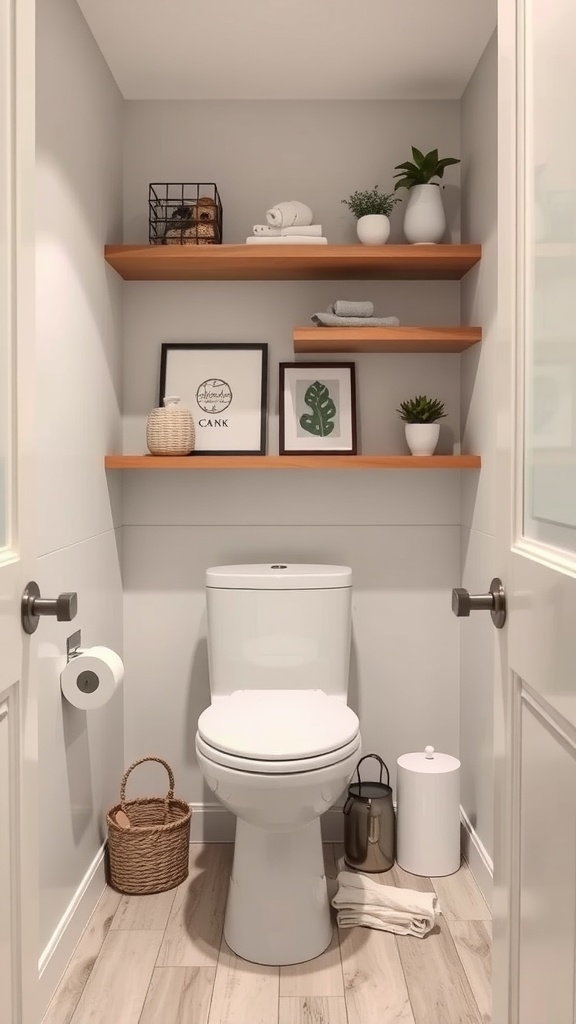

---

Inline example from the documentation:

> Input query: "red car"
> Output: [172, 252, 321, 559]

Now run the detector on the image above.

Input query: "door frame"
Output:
[492, 0, 519, 1020]
[11, 1, 38, 1021]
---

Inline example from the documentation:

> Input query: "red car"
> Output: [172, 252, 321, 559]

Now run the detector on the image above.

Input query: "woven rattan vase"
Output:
[146, 395, 195, 455]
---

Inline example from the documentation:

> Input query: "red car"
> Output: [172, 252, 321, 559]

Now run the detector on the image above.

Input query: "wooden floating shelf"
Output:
[105, 454, 481, 470]
[293, 325, 482, 354]
[104, 244, 481, 282]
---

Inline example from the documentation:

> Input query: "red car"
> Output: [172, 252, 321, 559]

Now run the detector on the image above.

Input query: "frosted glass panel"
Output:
[523, 0, 576, 553]
[0, 0, 10, 553]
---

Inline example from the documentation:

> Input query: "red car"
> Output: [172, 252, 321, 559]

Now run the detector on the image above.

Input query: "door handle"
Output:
[21, 581, 78, 635]
[451, 577, 506, 629]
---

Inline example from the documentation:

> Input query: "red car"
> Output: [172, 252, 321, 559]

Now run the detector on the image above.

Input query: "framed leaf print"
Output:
[279, 362, 357, 455]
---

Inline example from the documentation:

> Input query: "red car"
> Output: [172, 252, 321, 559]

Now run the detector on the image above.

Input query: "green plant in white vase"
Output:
[397, 395, 446, 456]
[393, 147, 460, 244]
[341, 186, 400, 245]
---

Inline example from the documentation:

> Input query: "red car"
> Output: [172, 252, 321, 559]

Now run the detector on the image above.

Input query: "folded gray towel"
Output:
[312, 311, 400, 327]
[333, 300, 374, 318]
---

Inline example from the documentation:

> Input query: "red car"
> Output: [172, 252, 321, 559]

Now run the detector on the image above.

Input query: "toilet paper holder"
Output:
[61, 632, 124, 707]
[66, 629, 84, 661]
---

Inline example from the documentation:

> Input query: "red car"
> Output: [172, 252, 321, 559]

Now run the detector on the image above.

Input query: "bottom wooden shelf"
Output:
[105, 454, 481, 470]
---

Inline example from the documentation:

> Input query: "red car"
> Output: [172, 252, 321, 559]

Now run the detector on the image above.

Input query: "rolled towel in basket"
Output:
[331, 871, 440, 937]
[333, 299, 374, 318]
[253, 224, 323, 237]
[266, 201, 313, 228]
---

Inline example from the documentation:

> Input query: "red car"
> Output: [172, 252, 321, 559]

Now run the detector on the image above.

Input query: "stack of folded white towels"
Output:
[312, 300, 400, 327]
[247, 201, 327, 245]
[331, 871, 440, 937]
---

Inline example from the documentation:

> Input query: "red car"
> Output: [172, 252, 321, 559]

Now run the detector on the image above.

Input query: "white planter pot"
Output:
[403, 184, 446, 244]
[405, 422, 440, 456]
[356, 214, 390, 245]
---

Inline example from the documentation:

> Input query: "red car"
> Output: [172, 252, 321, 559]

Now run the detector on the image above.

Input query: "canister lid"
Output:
[397, 745, 460, 774]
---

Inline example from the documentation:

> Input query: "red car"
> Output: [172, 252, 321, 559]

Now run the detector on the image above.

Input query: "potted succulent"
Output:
[341, 186, 401, 245]
[397, 394, 446, 456]
[393, 147, 460, 244]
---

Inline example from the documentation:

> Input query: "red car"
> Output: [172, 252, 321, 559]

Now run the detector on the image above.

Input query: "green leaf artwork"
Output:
[299, 380, 336, 437]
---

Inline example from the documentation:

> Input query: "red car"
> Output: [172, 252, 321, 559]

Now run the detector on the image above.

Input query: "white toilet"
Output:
[195, 563, 361, 966]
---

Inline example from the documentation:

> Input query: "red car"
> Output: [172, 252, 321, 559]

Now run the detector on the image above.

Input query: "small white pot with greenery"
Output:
[393, 147, 460, 244]
[397, 395, 446, 456]
[341, 186, 400, 245]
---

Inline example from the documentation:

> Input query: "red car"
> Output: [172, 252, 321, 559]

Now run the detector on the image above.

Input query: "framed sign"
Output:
[279, 362, 357, 455]
[159, 343, 268, 454]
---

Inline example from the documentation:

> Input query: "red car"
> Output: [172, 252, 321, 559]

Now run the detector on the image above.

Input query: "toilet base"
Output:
[224, 817, 333, 965]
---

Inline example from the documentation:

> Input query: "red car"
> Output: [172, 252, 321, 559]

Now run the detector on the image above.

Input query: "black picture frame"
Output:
[279, 362, 357, 455]
[159, 343, 268, 455]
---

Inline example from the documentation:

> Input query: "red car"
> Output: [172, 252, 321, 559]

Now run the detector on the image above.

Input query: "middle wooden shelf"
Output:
[293, 325, 482, 354]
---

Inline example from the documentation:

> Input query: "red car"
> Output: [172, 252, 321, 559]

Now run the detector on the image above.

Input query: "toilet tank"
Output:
[206, 564, 352, 699]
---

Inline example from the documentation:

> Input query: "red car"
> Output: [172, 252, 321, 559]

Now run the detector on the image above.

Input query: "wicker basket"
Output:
[146, 396, 195, 456]
[107, 757, 191, 895]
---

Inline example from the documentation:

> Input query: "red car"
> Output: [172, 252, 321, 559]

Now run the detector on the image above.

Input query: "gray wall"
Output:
[123, 100, 461, 245]
[36, 0, 124, 966]
[120, 99, 464, 812]
[460, 31, 498, 897]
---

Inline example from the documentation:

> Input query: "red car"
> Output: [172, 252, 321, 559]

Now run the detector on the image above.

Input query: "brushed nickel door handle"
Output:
[451, 577, 506, 629]
[21, 581, 78, 635]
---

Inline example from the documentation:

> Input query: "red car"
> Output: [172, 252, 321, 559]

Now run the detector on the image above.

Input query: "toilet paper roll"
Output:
[60, 646, 124, 710]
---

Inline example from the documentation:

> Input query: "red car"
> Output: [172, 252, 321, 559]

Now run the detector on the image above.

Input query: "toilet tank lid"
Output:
[206, 564, 352, 590]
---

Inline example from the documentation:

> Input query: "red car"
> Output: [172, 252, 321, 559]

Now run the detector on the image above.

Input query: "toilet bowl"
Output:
[196, 564, 360, 965]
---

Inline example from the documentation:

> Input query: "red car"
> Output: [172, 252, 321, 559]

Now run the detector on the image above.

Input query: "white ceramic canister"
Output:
[396, 745, 461, 876]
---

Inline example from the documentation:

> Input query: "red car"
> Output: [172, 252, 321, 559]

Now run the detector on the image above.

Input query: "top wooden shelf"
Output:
[104, 244, 481, 282]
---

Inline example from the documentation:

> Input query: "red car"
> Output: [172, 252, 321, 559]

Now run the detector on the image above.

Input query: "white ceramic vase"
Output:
[405, 422, 440, 456]
[403, 184, 446, 244]
[356, 214, 390, 245]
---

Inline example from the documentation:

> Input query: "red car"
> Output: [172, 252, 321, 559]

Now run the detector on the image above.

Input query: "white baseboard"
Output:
[38, 841, 107, 1016]
[190, 803, 235, 841]
[189, 803, 345, 843]
[460, 805, 493, 907]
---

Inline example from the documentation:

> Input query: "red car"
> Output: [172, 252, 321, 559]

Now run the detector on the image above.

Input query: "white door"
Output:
[0, 3, 38, 1024]
[493, 1, 576, 1021]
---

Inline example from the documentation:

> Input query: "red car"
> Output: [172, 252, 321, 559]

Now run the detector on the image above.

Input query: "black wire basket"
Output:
[149, 183, 223, 245]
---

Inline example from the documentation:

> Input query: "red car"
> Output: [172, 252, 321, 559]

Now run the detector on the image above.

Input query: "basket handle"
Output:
[353, 753, 390, 793]
[120, 756, 175, 814]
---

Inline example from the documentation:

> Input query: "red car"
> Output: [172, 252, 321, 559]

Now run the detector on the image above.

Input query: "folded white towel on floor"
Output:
[333, 299, 374, 317]
[253, 224, 323, 237]
[331, 871, 440, 937]
[246, 236, 328, 245]
[266, 201, 313, 228]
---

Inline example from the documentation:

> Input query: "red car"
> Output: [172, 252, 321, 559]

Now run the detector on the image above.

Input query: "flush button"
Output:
[270, 564, 287, 569]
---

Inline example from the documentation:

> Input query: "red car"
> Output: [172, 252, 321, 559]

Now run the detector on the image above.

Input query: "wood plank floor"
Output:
[42, 844, 491, 1024]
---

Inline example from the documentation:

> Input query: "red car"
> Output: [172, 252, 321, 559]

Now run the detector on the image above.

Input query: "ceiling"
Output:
[75, 0, 497, 101]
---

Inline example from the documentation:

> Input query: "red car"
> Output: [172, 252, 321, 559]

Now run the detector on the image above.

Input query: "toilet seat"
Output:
[196, 730, 361, 774]
[197, 689, 360, 774]
[197, 689, 360, 763]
